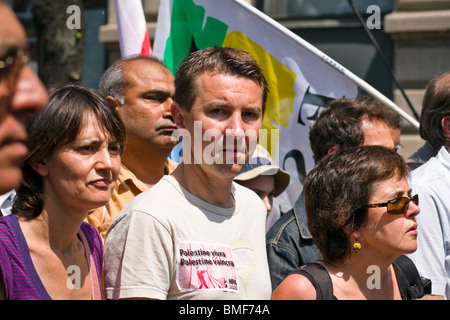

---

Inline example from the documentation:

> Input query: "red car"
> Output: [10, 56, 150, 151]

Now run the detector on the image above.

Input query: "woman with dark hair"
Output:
[0, 84, 125, 300]
[272, 146, 424, 300]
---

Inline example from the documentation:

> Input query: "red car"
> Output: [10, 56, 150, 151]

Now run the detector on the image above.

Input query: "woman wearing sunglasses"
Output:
[272, 145, 425, 300]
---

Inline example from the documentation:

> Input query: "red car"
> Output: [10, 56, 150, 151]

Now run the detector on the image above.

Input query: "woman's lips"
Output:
[407, 223, 418, 234]
[91, 179, 112, 187]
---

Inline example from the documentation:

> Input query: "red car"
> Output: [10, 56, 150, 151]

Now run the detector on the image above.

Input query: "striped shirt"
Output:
[0, 214, 103, 300]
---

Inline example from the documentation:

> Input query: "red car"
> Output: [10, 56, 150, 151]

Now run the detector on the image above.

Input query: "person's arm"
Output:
[271, 274, 317, 300]
[266, 241, 301, 291]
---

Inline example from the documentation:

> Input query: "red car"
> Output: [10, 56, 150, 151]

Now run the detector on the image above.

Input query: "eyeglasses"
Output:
[361, 194, 419, 215]
[0, 48, 29, 86]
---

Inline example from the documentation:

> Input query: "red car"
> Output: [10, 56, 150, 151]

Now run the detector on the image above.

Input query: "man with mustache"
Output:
[0, 0, 48, 214]
[87, 56, 178, 238]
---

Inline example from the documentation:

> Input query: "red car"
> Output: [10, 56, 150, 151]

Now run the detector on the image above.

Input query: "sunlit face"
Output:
[117, 60, 177, 151]
[390, 127, 401, 148]
[174, 72, 263, 179]
[361, 118, 395, 150]
[237, 175, 275, 218]
[359, 175, 420, 258]
[38, 112, 121, 213]
[0, 3, 48, 194]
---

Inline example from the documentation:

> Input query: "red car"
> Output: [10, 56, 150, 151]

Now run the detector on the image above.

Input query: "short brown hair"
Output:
[174, 46, 268, 113]
[309, 97, 400, 162]
[419, 71, 450, 149]
[309, 98, 366, 162]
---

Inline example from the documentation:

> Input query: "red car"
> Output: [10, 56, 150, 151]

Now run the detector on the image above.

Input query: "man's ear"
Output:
[30, 158, 49, 177]
[106, 96, 121, 112]
[442, 116, 450, 140]
[171, 101, 186, 129]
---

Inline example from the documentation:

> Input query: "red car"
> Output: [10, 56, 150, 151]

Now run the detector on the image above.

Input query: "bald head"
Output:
[99, 55, 170, 104]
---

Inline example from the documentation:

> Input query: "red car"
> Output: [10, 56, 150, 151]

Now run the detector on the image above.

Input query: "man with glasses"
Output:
[266, 97, 399, 290]
[0, 1, 48, 210]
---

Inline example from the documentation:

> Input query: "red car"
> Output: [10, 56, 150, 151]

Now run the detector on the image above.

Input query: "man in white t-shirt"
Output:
[104, 47, 272, 300]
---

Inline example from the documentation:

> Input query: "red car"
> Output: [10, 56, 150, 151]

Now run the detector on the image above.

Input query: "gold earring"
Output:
[353, 239, 361, 252]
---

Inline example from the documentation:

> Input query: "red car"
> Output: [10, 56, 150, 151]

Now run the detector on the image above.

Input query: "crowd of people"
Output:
[0, 0, 448, 300]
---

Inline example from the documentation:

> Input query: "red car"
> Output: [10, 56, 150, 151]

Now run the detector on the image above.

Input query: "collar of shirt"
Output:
[117, 164, 149, 194]
[0, 189, 16, 216]
[118, 159, 178, 194]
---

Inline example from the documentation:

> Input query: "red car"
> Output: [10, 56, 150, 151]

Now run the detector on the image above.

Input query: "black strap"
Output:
[393, 255, 431, 300]
[291, 263, 335, 300]
[292, 256, 430, 300]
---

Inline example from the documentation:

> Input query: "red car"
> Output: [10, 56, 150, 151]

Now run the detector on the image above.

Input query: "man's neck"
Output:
[171, 163, 235, 208]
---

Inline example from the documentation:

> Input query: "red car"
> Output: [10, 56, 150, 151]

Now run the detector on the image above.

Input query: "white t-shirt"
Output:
[104, 175, 271, 300]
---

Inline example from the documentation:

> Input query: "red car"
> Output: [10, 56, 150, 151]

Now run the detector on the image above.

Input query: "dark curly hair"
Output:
[303, 145, 409, 263]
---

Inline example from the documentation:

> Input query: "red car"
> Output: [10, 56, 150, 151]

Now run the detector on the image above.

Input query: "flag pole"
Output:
[349, 75, 420, 129]
[347, 0, 420, 122]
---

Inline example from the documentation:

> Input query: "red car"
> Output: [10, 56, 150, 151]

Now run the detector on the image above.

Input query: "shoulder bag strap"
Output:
[393, 255, 430, 300]
[292, 263, 334, 300]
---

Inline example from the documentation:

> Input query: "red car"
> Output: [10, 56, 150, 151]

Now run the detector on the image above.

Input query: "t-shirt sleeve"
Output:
[104, 210, 174, 300]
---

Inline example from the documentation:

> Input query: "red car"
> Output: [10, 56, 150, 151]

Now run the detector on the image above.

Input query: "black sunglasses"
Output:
[361, 194, 419, 215]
